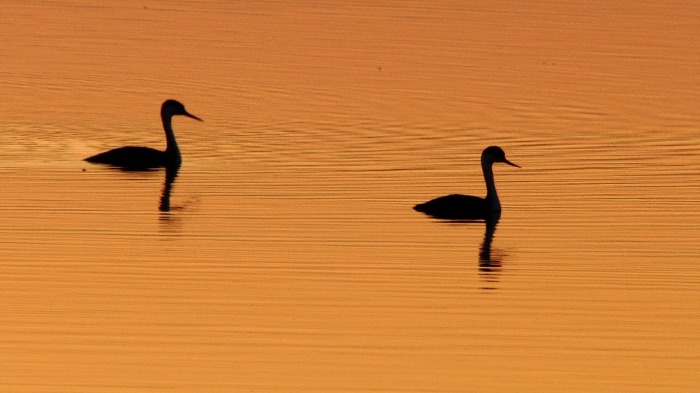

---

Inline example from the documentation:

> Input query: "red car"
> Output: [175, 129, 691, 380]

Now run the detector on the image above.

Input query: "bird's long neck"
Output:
[162, 115, 180, 156]
[481, 158, 501, 211]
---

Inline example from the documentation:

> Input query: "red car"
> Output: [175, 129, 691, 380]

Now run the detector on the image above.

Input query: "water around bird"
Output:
[0, 1, 699, 392]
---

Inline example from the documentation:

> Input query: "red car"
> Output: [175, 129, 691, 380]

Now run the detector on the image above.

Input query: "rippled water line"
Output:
[0, 1, 699, 392]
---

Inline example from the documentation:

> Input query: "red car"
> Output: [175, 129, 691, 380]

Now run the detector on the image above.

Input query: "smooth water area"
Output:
[1, 1, 699, 391]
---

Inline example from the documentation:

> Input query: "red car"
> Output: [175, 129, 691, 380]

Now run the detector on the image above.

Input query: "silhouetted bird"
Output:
[414, 146, 520, 219]
[85, 99, 202, 170]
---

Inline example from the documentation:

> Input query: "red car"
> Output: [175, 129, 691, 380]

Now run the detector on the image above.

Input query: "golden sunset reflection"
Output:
[0, 1, 698, 391]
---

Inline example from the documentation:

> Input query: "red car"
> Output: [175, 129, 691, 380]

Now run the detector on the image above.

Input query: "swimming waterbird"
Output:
[84, 99, 202, 170]
[414, 146, 520, 219]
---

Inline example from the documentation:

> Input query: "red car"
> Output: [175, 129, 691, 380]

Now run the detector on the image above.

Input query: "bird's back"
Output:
[413, 194, 491, 220]
[85, 146, 175, 170]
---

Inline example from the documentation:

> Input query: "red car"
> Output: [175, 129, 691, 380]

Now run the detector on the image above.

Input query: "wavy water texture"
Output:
[0, 1, 699, 392]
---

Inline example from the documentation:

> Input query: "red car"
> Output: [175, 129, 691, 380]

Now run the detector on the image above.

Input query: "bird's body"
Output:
[414, 146, 519, 220]
[414, 193, 490, 220]
[85, 99, 202, 170]
[85, 146, 178, 170]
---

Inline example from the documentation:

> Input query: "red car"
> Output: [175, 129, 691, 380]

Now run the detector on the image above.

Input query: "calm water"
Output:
[1, 1, 699, 391]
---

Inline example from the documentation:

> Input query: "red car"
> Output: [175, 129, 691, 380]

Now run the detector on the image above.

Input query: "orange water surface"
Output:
[0, 1, 699, 392]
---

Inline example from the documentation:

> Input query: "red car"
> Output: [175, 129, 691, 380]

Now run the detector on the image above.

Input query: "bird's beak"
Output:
[504, 159, 520, 168]
[184, 111, 203, 122]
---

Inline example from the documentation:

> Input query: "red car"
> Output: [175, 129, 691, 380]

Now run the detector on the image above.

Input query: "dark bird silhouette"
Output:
[84, 100, 202, 170]
[414, 146, 520, 219]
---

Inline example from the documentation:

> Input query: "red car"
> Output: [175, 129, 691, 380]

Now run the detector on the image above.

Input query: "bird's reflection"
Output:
[432, 210, 505, 288]
[159, 163, 180, 212]
[89, 162, 181, 213]
[477, 211, 503, 289]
